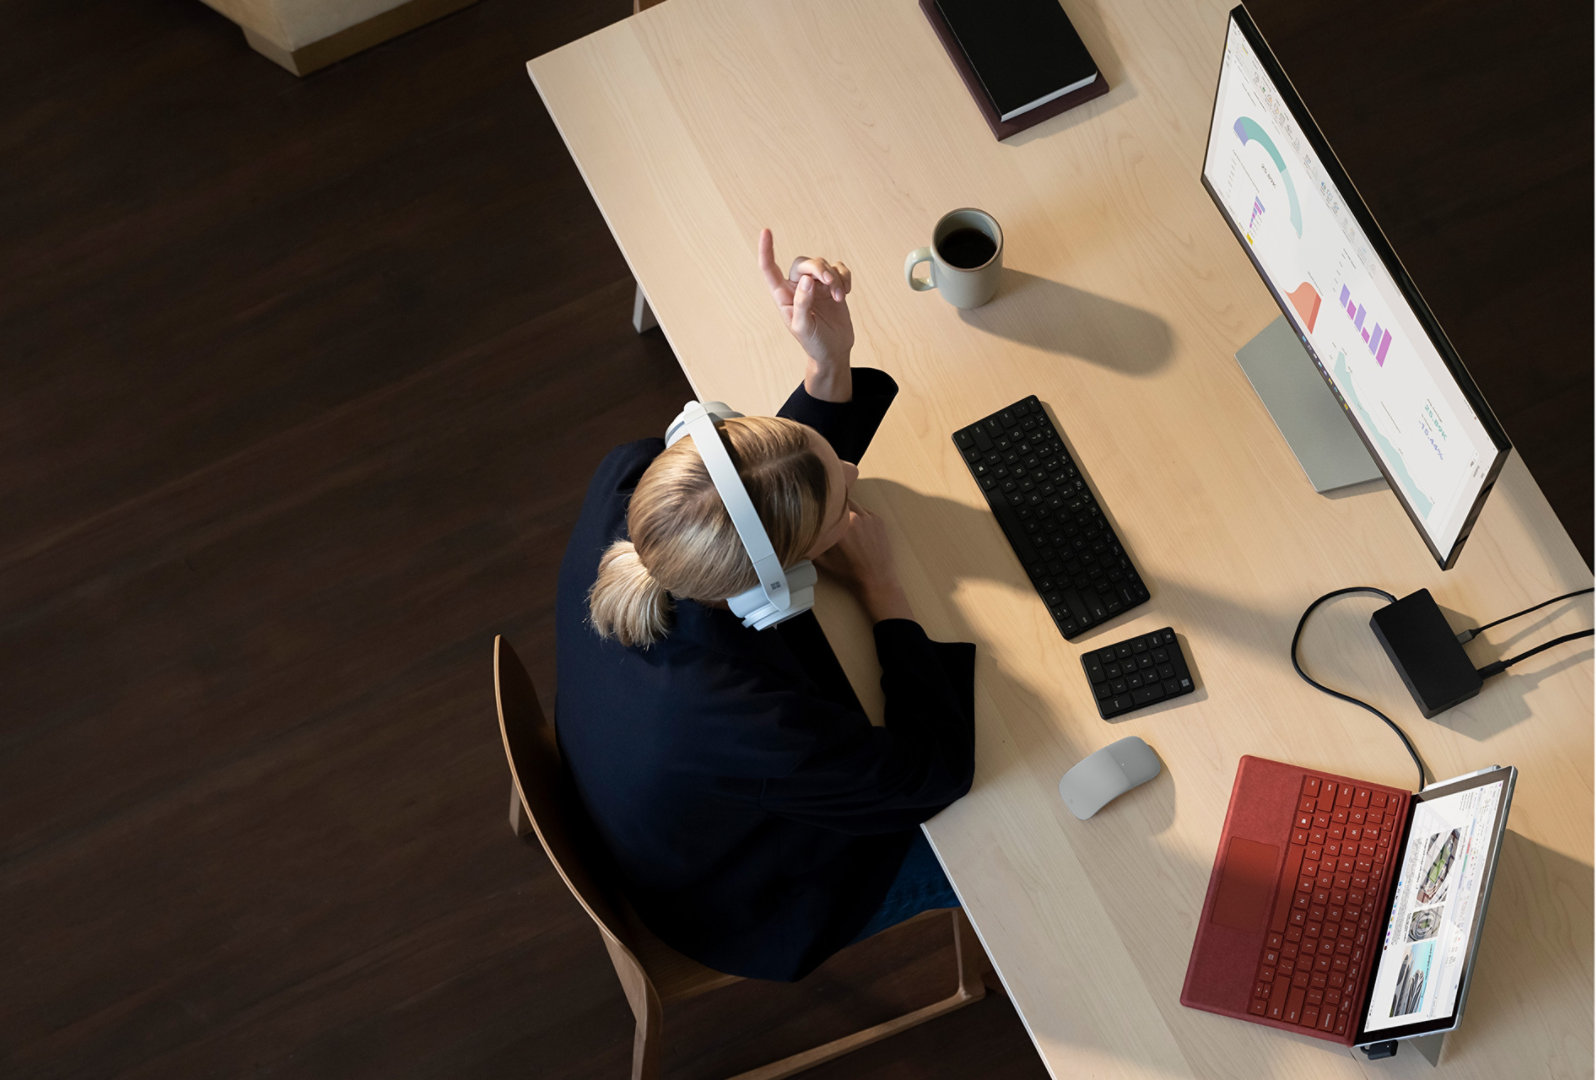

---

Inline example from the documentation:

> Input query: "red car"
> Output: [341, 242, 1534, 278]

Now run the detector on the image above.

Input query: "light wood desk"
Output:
[529, 1, 1594, 1075]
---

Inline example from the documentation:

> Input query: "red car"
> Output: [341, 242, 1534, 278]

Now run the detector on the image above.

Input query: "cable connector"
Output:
[1477, 629, 1594, 681]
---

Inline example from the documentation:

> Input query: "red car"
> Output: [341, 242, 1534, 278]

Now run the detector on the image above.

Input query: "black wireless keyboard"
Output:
[953, 396, 1149, 639]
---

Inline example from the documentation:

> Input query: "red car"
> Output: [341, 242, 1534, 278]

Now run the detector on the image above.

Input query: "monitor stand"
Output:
[1234, 316, 1382, 493]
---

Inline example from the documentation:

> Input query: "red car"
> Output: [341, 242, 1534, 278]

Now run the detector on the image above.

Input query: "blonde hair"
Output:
[588, 416, 830, 648]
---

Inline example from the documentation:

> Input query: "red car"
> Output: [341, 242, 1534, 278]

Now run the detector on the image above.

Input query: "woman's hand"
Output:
[814, 499, 914, 623]
[758, 228, 854, 402]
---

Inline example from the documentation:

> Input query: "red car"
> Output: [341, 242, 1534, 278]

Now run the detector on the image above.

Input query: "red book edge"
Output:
[919, 0, 1110, 141]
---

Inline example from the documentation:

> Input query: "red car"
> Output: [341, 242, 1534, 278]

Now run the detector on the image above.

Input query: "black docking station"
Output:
[1370, 589, 1482, 718]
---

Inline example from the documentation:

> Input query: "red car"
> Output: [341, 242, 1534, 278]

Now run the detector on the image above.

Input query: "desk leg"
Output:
[509, 782, 531, 838]
[953, 908, 994, 1000]
[632, 284, 658, 335]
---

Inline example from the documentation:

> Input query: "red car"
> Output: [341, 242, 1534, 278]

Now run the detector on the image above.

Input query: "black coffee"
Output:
[937, 227, 997, 269]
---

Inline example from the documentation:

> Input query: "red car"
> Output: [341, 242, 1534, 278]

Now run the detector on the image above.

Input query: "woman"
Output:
[554, 230, 975, 981]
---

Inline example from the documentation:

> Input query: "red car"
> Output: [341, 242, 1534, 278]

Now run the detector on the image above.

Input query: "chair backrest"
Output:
[492, 635, 648, 975]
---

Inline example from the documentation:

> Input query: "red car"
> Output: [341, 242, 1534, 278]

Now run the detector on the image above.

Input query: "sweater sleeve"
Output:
[756, 620, 975, 834]
[775, 368, 898, 465]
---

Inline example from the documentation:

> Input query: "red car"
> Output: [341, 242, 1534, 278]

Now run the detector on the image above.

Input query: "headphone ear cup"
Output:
[727, 561, 816, 629]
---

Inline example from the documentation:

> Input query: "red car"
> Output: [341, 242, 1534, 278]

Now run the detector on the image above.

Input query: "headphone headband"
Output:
[664, 401, 794, 615]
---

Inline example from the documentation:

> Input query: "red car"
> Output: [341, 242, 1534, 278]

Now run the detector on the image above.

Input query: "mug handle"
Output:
[904, 247, 937, 291]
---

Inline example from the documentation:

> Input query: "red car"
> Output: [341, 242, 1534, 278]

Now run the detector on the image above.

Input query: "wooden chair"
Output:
[492, 635, 989, 1080]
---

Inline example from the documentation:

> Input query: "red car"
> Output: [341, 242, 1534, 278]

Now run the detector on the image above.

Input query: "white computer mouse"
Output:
[1058, 735, 1163, 820]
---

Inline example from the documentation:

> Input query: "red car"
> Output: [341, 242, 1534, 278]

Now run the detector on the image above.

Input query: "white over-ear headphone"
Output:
[663, 401, 818, 630]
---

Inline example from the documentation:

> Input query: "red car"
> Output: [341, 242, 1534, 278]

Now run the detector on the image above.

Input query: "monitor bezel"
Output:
[1353, 765, 1518, 1045]
[1201, 5, 1513, 569]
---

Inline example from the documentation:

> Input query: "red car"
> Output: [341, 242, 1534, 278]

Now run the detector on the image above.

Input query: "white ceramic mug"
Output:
[904, 208, 1004, 309]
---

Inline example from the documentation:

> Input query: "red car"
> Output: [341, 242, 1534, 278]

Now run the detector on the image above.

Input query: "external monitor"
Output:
[1202, 6, 1511, 569]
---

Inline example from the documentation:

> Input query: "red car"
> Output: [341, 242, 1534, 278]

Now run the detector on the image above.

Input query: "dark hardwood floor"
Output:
[0, 1, 1586, 1078]
[1, 2, 1046, 1077]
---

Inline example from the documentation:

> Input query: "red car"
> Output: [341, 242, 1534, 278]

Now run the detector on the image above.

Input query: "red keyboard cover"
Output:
[1180, 756, 1411, 1045]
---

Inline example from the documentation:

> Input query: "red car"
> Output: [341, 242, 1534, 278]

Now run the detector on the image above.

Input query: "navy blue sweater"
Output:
[554, 369, 975, 981]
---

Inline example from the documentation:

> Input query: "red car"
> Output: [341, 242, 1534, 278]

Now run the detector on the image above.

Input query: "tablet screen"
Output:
[1359, 767, 1514, 1039]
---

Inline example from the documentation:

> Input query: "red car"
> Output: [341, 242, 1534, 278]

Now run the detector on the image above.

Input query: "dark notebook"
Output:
[922, 0, 1107, 140]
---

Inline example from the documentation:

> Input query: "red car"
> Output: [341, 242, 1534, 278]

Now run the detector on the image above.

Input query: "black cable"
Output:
[1456, 586, 1594, 643]
[1291, 586, 1428, 791]
[1477, 629, 1595, 680]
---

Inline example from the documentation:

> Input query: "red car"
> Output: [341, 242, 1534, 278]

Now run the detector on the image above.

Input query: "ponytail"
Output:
[586, 415, 829, 648]
[587, 539, 673, 648]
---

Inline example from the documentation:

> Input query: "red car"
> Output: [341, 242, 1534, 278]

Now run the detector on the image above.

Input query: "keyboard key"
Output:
[1267, 979, 1290, 1019]
[1285, 988, 1305, 1024]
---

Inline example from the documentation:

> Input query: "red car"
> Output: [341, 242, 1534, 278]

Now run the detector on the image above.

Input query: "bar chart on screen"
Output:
[1340, 284, 1393, 365]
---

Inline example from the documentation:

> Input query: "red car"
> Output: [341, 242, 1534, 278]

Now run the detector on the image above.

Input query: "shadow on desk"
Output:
[1434, 830, 1594, 1067]
[958, 271, 1174, 375]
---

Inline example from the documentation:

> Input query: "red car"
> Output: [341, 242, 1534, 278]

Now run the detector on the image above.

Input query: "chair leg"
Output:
[604, 936, 664, 1080]
[509, 782, 532, 838]
[631, 1010, 661, 1080]
[727, 908, 988, 1080]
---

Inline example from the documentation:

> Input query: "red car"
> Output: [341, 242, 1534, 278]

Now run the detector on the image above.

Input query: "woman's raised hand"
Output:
[758, 228, 854, 400]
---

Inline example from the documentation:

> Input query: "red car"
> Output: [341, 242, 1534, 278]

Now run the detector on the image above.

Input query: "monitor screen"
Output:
[1201, 7, 1511, 568]
[1358, 766, 1515, 1041]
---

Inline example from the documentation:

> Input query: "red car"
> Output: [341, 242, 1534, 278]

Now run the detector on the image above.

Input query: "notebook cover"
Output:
[920, 0, 1108, 141]
[1179, 756, 1410, 1046]
[934, 0, 1097, 118]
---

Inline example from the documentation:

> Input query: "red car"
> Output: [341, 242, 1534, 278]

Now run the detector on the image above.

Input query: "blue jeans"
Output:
[849, 830, 960, 944]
